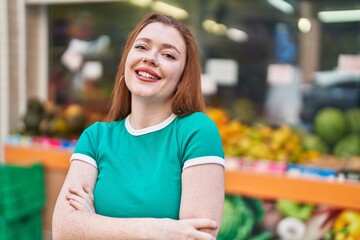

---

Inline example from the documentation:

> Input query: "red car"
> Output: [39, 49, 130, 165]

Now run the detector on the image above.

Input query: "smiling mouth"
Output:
[136, 70, 161, 80]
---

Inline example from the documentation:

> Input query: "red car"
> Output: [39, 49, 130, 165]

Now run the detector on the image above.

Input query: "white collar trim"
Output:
[125, 114, 177, 136]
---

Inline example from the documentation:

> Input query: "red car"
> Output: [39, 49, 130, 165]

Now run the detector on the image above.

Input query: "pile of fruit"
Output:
[206, 106, 360, 165]
[19, 98, 105, 139]
[206, 107, 321, 164]
[312, 107, 360, 158]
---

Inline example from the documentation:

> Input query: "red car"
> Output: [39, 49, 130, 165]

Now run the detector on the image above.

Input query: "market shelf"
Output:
[226, 170, 360, 210]
[3, 144, 360, 210]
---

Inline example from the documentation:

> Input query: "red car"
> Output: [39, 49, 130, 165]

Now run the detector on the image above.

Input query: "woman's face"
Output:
[124, 22, 186, 104]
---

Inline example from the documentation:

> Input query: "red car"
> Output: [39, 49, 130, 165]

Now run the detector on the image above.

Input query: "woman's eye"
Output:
[135, 44, 147, 50]
[163, 53, 176, 60]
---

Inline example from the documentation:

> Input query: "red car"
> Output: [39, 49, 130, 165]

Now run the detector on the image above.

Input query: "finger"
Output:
[68, 186, 93, 206]
[68, 187, 92, 203]
[186, 219, 218, 230]
[68, 199, 84, 210]
[66, 194, 86, 206]
[81, 184, 95, 208]
[66, 193, 88, 207]
[82, 183, 94, 202]
[67, 186, 95, 213]
[68, 187, 85, 197]
[194, 231, 216, 240]
[66, 194, 92, 211]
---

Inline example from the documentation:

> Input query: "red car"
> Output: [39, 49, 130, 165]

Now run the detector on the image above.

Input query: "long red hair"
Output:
[106, 13, 205, 121]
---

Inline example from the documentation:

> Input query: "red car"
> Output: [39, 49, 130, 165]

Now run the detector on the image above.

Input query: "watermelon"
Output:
[333, 134, 360, 157]
[345, 108, 360, 134]
[314, 107, 348, 145]
[302, 133, 328, 153]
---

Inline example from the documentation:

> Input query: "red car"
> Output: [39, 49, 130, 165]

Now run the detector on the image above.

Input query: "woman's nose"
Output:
[142, 55, 159, 66]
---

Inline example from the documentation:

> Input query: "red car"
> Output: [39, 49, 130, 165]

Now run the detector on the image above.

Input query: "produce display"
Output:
[206, 107, 320, 163]
[326, 210, 360, 240]
[6, 98, 360, 240]
[205, 106, 360, 180]
[218, 195, 270, 240]
[17, 98, 105, 140]
[207, 105, 360, 240]
[219, 194, 360, 240]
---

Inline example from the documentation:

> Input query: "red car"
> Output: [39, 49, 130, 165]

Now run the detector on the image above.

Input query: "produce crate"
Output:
[0, 163, 45, 221]
[0, 210, 42, 240]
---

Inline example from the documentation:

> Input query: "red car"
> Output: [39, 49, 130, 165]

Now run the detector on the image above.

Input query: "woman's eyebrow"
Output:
[162, 43, 180, 54]
[135, 37, 180, 54]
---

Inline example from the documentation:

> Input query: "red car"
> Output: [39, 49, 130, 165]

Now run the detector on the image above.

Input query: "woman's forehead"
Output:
[136, 22, 186, 50]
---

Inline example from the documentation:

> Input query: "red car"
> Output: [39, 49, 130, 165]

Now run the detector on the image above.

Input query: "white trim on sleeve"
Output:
[182, 156, 225, 171]
[70, 153, 98, 168]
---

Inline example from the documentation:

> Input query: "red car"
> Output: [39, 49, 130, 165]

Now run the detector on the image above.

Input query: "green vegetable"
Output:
[218, 195, 256, 240]
[276, 199, 314, 221]
[233, 196, 255, 240]
[218, 197, 239, 240]
[243, 197, 265, 224]
[249, 231, 272, 240]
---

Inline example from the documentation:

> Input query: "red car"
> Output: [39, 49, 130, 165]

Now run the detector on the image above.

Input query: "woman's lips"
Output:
[135, 68, 161, 82]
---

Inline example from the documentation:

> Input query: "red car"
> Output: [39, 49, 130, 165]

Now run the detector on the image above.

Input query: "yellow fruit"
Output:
[258, 125, 273, 139]
[65, 104, 84, 119]
[206, 107, 229, 126]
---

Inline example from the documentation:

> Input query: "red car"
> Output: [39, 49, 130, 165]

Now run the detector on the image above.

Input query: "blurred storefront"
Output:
[1, 1, 359, 150]
[1, 0, 360, 239]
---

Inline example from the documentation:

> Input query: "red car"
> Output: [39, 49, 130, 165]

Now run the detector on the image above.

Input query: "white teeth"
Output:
[138, 71, 157, 79]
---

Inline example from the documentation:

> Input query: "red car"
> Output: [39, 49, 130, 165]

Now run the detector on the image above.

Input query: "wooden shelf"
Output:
[3, 144, 360, 210]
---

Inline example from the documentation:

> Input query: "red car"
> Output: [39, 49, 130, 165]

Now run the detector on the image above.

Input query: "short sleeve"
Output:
[70, 122, 100, 168]
[179, 113, 225, 170]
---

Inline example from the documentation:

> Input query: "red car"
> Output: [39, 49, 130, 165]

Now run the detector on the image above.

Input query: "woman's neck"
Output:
[129, 99, 173, 129]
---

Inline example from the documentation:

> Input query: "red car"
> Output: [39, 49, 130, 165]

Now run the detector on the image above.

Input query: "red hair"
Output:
[106, 13, 205, 121]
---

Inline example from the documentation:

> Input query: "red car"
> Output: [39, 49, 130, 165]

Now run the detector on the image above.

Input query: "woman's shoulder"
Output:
[176, 112, 218, 130]
[84, 120, 124, 134]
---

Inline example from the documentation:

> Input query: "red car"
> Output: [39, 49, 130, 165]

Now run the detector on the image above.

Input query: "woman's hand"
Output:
[156, 218, 218, 240]
[66, 183, 95, 213]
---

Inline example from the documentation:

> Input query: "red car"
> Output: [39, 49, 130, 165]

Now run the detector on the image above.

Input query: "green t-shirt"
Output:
[71, 112, 224, 219]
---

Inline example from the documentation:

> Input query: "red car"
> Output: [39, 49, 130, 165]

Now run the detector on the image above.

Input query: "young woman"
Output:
[52, 13, 225, 240]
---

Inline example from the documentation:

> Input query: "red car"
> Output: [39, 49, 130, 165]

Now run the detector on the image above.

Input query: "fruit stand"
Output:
[4, 144, 360, 234]
[3, 100, 360, 239]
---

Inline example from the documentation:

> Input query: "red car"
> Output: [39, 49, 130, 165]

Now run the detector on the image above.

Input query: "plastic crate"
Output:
[0, 210, 42, 240]
[0, 163, 45, 221]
